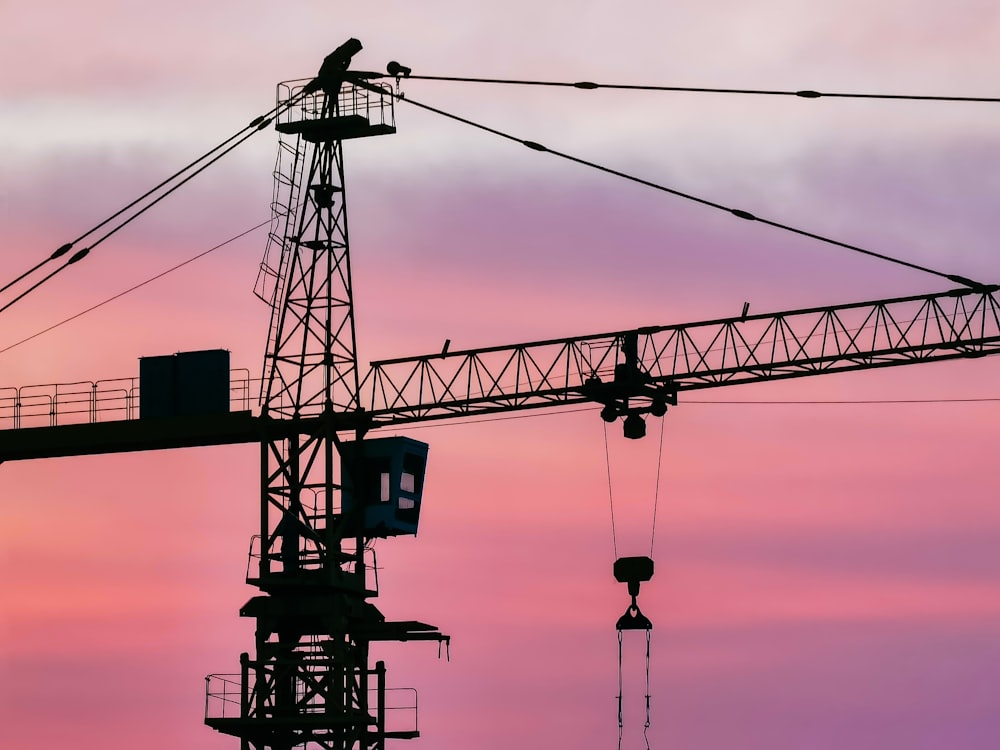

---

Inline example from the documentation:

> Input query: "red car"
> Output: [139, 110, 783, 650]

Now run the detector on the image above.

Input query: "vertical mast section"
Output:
[261, 131, 358, 416]
[206, 42, 448, 750]
[260, 51, 393, 417]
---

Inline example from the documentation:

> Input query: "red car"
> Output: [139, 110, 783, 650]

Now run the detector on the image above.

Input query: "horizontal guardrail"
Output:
[205, 669, 418, 735]
[0, 369, 258, 430]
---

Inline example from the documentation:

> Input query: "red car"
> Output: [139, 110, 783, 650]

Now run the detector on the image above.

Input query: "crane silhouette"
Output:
[1, 40, 998, 750]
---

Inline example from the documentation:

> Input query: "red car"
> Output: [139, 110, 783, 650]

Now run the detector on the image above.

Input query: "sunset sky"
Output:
[3, 2, 1000, 749]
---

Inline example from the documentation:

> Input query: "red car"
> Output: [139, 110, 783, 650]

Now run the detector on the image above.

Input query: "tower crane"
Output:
[1, 39, 999, 750]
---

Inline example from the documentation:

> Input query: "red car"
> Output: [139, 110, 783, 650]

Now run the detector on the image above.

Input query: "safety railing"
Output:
[245, 533, 380, 593]
[380, 686, 419, 736]
[0, 369, 258, 430]
[276, 77, 396, 132]
[205, 669, 418, 736]
[205, 673, 244, 720]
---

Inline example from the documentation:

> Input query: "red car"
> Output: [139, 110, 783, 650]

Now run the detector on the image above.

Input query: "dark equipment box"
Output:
[139, 349, 230, 419]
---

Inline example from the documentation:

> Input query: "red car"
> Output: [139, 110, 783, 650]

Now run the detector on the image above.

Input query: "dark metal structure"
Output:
[3, 286, 997, 459]
[363, 285, 1000, 427]
[1, 39, 1000, 750]
[204, 44, 449, 750]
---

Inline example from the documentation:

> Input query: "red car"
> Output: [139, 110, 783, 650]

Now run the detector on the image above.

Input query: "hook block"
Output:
[614, 556, 654, 596]
[616, 603, 652, 631]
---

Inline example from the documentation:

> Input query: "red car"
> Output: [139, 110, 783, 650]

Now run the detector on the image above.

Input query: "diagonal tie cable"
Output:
[0, 89, 312, 313]
[387, 73, 1000, 103]
[396, 93, 988, 290]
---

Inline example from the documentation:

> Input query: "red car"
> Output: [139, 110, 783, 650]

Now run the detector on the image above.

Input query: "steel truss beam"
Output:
[261, 129, 360, 418]
[363, 285, 1000, 425]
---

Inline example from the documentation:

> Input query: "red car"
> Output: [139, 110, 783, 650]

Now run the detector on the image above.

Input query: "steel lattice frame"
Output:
[262, 133, 361, 417]
[362, 286, 1000, 425]
[222, 78, 389, 750]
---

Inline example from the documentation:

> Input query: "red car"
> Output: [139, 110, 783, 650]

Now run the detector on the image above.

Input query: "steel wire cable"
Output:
[644, 630, 652, 750]
[0, 129, 263, 318]
[0, 89, 313, 312]
[74, 126, 267, 253]
[649, 416, 666, 558]
[617, 630, 624, 750]
[66, 110, 279, 249]
[395, 93, 987, 290]
[385, 73, 1000, 103]
[0, 220, 270, 355]
[603, 420, 619, 560]
[0, 252, 90, 316]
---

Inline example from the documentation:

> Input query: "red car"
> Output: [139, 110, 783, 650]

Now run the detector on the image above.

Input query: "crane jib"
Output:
[363, 285, 1000, 429]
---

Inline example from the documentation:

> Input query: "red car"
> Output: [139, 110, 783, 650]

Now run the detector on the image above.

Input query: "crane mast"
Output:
[206, 42, 448, 750]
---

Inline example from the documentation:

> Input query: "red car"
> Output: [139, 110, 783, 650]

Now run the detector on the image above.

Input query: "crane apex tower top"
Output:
[256, 49, 398, 420]
[275, 75, 396, 143]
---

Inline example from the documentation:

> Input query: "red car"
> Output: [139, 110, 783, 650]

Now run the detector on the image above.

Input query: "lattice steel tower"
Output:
[205, 40, 448, 750]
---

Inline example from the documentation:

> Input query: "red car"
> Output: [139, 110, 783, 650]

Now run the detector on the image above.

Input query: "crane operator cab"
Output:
[340, 436, 428, 537]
